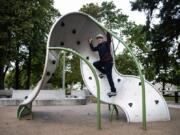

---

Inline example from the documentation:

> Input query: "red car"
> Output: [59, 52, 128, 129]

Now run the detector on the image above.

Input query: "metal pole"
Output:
[49, 47, 101, 129]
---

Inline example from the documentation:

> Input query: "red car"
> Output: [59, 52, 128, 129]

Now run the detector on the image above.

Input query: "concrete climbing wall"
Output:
[18, 12, 170, 122]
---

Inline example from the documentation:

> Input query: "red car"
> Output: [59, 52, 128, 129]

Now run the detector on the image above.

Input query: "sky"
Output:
[53, 0, 146, 25]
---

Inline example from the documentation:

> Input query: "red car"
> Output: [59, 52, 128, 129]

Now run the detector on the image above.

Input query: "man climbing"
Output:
[88, 32, 117, 97]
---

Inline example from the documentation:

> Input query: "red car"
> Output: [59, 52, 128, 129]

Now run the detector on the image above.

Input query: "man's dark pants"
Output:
[93, 61, 116, 92]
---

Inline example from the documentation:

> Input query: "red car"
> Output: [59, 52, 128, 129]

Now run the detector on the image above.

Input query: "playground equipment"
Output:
[17, 12, 170, 130]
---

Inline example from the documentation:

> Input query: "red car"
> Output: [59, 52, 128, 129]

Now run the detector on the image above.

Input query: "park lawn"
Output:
[164, 96, 178, 101]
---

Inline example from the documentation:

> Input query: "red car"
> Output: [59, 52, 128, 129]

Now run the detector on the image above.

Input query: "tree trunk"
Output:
[26, 46, 32, 89]
[162, 81, 165, 96]
[15, 59, 20, 89]
[0, 66, 5, 90]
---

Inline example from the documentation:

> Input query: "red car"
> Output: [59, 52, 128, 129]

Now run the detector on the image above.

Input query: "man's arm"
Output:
[106, 32, 111, 44]
[89, 39, 98, 51]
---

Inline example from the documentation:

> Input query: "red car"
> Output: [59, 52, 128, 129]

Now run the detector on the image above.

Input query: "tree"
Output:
[49, 52, 84, 91]
[80, 3, 101, 21]
[80, 1, 128, 30]
[80, 1, 154, 80]
[23, 0, 60, 89]
[65, 54, 84, 88]
[131, 0, 180, 85]
[1, 0, 60, 89]
[121, 23, 156, 80]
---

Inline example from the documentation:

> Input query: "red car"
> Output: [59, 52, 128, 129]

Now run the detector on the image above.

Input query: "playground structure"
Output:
[17, 12, 170, 130]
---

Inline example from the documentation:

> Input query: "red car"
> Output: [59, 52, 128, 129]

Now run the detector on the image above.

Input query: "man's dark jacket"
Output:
[89, 33, 113, 63]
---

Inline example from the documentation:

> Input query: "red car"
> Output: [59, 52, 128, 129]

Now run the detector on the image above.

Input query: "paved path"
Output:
[168, 104, 180, 109]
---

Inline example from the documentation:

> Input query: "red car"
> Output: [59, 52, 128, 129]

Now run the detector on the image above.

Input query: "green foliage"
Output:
[50, 52, 63, 88]
[80, 3, 101, 20]
[4, 0, 175, 90]
[65, 54, 83, 87]
[131, 0, 180, 85]
[0, 0, 60, 89]
[115, 52, 138, 75]
[50, 52, 83, 89]
[80, 1, 128, 30]
[80, 1, 154, 81]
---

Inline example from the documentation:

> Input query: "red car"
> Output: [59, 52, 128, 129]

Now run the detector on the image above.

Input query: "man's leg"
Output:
[104, 63, 116, 92]
[93, 61, 106, 74]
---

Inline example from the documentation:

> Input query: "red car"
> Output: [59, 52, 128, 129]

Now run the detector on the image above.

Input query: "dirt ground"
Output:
[0, 103, 180, 135]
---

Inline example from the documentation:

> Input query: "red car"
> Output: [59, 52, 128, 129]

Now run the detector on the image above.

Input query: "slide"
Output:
[17, 12, 170, 122]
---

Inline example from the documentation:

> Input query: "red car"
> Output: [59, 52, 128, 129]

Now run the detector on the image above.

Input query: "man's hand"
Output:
[88, 38, 93, 44]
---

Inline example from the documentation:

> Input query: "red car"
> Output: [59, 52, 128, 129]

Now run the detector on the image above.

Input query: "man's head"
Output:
[96, 34, 104, 44]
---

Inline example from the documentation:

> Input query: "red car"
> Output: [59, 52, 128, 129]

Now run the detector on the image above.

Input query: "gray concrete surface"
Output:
[0, 90, 89, 106]
[0, 103, 180, 135]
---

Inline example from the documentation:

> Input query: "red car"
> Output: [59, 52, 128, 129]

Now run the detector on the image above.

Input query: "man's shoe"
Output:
[107, 92, 117, 97]
[99, 73, 105, 78]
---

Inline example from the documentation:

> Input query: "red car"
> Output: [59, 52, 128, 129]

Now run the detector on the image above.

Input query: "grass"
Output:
[164, 96, 175, 101]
